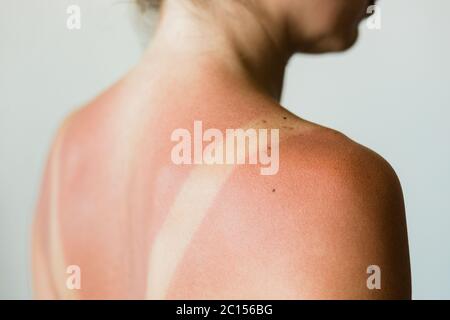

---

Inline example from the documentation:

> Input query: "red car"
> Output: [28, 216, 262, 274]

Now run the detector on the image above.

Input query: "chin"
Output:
[328, 28, 360, 52]
[299, 28, 360, 54]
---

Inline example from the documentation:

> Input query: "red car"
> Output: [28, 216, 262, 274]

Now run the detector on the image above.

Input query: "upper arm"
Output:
[277, 135, 411, 299]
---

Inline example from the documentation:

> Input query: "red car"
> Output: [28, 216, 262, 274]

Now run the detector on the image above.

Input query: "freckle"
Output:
[283, 116, 287, 120]
[262, 120, 267, 123]
[272, 188, 276, 192]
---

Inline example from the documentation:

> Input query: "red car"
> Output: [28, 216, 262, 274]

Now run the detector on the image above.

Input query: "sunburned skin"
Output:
[32, 0, 411, 298]
[32, 58, 411, 299]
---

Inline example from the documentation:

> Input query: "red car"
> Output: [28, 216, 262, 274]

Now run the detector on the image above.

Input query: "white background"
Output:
[0, 0, 449, 299]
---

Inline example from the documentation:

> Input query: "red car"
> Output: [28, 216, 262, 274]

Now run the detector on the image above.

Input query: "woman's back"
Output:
[32, 0, 411, 299]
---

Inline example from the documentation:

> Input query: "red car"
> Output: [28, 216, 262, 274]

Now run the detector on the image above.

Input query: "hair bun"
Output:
[137, 0, 162, 11]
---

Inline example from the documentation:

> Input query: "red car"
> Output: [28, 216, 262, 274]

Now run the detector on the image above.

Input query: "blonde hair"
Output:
[137, 0, 162, 11]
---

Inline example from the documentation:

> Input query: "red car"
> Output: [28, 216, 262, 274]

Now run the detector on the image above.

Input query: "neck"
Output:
[142, 0, 293, 101]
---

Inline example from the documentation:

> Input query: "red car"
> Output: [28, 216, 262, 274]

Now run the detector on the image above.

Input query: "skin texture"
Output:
[32, 0, 411, 299]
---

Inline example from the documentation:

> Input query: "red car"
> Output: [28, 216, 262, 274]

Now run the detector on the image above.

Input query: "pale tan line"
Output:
[145, 119, 280, 299]
[146, 164, 235, 299]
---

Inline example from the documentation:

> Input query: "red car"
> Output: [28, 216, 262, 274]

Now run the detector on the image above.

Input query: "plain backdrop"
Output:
[0, 0, 449, 299]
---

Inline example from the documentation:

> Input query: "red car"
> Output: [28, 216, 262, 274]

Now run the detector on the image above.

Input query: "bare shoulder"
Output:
[273, 123, 411, 299]
[218, 117, 411, 299]
[263, 112, 406, 211]
[288, 124, 405, 203]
